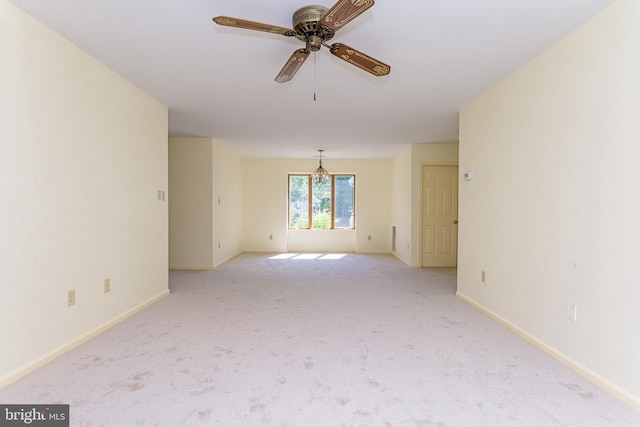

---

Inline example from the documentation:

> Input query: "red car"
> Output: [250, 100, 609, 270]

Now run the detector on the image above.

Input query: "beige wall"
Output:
[173, 150, 467, 259]
[168, 138, 213, 268]
[212, 141, 244, 265]
[242, 158, 392, 253]
[1, 0, 169, 385]
[168, 137, 243, 269]
[390, 146, 413, 264]
[458, 0, 640, 409]
[391, 143, 459, 266]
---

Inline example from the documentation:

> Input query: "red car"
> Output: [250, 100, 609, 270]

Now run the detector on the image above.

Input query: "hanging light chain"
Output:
[313, 51, 317, 101]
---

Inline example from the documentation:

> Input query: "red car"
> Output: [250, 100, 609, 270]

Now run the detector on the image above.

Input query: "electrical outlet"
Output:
[269, 234, 273, 240]
[67, 289, 76, 306]
[568, 304, 577, 322]
[104, 278, 111, 293]
[368, 235, 372, 241]
[481, 270, 486, 283]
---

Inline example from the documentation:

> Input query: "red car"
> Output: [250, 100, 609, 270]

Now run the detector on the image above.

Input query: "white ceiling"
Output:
[10, 0, 615, 159]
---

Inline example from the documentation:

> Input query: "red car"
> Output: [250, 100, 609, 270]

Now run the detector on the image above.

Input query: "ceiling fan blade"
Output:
[275, 49, 310, 83]
[213, 16, 296, 37]
[318, 0, 375, 32]
[329, 43, 390, 77]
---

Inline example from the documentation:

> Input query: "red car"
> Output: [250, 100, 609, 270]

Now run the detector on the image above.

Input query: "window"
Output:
[289, 174, 355, 229]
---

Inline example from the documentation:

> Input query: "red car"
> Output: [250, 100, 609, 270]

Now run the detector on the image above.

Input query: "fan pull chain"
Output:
[313, 52, 317, 101]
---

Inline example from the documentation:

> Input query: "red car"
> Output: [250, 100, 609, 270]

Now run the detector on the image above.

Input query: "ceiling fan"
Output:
[213, 0, 390, 83]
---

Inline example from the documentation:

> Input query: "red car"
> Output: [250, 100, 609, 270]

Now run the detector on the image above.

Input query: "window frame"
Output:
[288, 173, 355, 230]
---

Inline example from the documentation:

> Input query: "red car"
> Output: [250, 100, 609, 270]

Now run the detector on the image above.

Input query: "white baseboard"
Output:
[169, 265, 214, 270]
[212, 252, 242, 269]
[391, 251, 418, 267]
[170, 251, 242, 271]
[0, 290, 170, 390]
[456, 291, 640, 413]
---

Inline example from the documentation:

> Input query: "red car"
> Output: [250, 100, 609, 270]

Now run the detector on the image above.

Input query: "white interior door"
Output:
[421, 166, 458, 267]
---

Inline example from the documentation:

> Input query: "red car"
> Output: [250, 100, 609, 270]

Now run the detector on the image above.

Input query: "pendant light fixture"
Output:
[312, 149, 329, 185]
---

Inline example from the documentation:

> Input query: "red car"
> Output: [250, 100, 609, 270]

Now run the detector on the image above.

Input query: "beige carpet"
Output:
[1, 253, 638, 426]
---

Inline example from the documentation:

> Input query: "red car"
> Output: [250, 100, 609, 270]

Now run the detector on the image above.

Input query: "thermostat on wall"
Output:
[464, 171, 473, 181]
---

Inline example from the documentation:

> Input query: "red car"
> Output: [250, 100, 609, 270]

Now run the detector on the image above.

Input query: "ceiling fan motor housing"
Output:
[292, 5, 334, 51]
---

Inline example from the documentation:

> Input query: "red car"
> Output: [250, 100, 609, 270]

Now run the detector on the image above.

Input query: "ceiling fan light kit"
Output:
[213, 0, 390, 83]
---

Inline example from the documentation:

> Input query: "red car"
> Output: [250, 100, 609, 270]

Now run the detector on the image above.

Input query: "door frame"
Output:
[419, 163, 459, 267]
